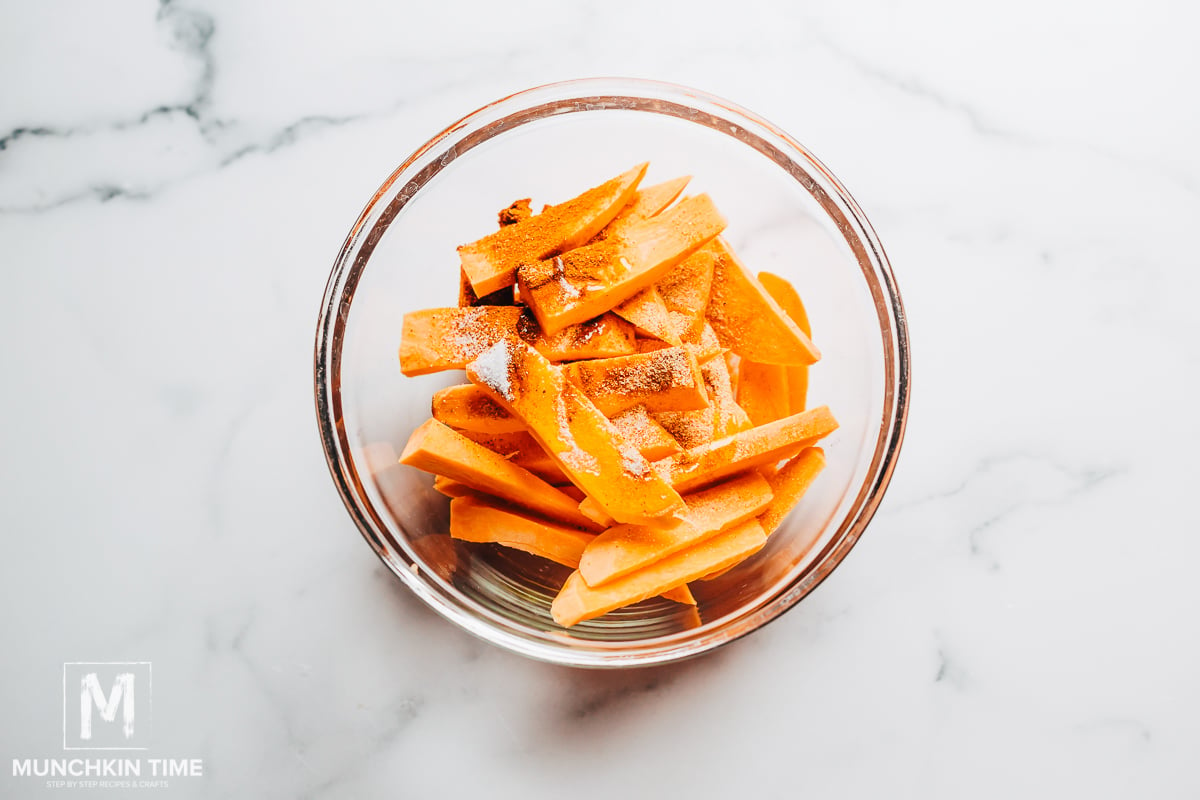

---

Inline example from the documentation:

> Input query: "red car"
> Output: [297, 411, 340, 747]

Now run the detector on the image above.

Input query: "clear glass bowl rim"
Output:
[314, 77, 911, 668]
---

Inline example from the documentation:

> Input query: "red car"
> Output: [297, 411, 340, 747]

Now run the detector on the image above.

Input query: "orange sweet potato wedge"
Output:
[561, 346, 708, 417]
[447, 496, 692, 609]
[433, 475, 478, 499]
[737, 361, 791, 426]
[448, 497, 692, 605]
[458, 267, 515, 308]
[613, 286, 682, 346]
[636, 319, 722, 363]
[724, 352, 741, 398]
[537, 313, 638, 361]
[759, 446, 826, 536]
[683, 320, 723, 364]
[401, 306, 524, 376]
[657, 245, 716, 341]
[540, 314, 643, 362]
[784, 358, 809, 415]
[449, 495, 597, 568]
[432, 384, 524, 433]
[758, 271, 812, 413]
[399, 307, 635, 376]
[458, 164, 647, 296]
[399, 418, 599, 530]
[465, 338, 686, 524]
[653, 407, 715, 451]
[705, 238, 820, 365]
[578, 471, 773, 586]
[610, 405, 682, 460]
[517, 194, 727, 335]
[596, 176, 690, 242]
[658, 406, 839, 493]
[552, 519, 768, 627]
[701, 355, 752, 439]
[758, 272, 812, 337]
[652, 355, 751, 448]
[456, 429, 570, 485]
[578, 496, 617, 528]
[558, 484, 587, 501]
[661, 584, 696, 605]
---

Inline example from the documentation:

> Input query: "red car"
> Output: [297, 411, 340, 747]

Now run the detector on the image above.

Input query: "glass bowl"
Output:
[314, 78, 910, 667]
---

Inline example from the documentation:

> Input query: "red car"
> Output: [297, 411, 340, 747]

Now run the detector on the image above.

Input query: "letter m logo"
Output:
[81, 672, 135, 740]
[63, 663, 152, 750]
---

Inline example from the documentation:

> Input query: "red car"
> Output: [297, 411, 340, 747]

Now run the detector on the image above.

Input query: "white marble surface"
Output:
[3, 0, 1199, 797]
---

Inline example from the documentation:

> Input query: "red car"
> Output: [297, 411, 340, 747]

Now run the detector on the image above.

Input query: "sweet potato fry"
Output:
[537, 313, 639, 362]
[683, 320, 723, 364]
[399, 418, 599, 530]
[660, 584, 696, 605]
[724, 351, 741, 399]
[758, 271, 812, 413]
[458, 267, 515, 308]
[558, 484, 587, 501]
[657, 406, 838, 492]
[561, 346, 708, 416]
[432, 384, 523, 433]
[636, 319, 722, 365]
[757, 272, 811, 337]
[456, 430, 569, 485]
[518, 194, 727, 335]
[433, 476, 478, 499]
[759, 446, 826, 536]
[652, 353, 751, 447]
[578, 471, 773, 586]
[702, 357, 751, 439]
[613, 286, 682, 346]
[699, 449, 826, 583]
[653, 407, 715, 451]
[578, 496, 617, 528]
[737, 361, 791, 426]
[449, 495, 596, 568]
[597, 176, 690, 242]
[609, 405, 682, 460]
[705, 238, 820, 365]
[459, 163, 647, 295]
[399, 307, 635, 376]
[784, 358, 808, 415]
[448, 497, 695, 606]
[551, 519, 768, 627]
[465, 338, 686, 524]
[657, 245, 716, 341]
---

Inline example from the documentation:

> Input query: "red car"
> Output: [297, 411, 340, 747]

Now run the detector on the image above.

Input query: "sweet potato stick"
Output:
[518, 194, 727, 335]
[561, 346, 708, 417]
[758, 271, 813, 413]
[552, 519, 768, 627]
[657, 406, 838, 493]
[579, 471, 773, 586]
[705, 238, 820, 365]
[466, 338, 686, 524]
[400, 307, 637, 376]
[459, 163, 647, 295]
[399, 418, 599, 531]
[759, 447, 826, 536]
[449, 495, 596, 568]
